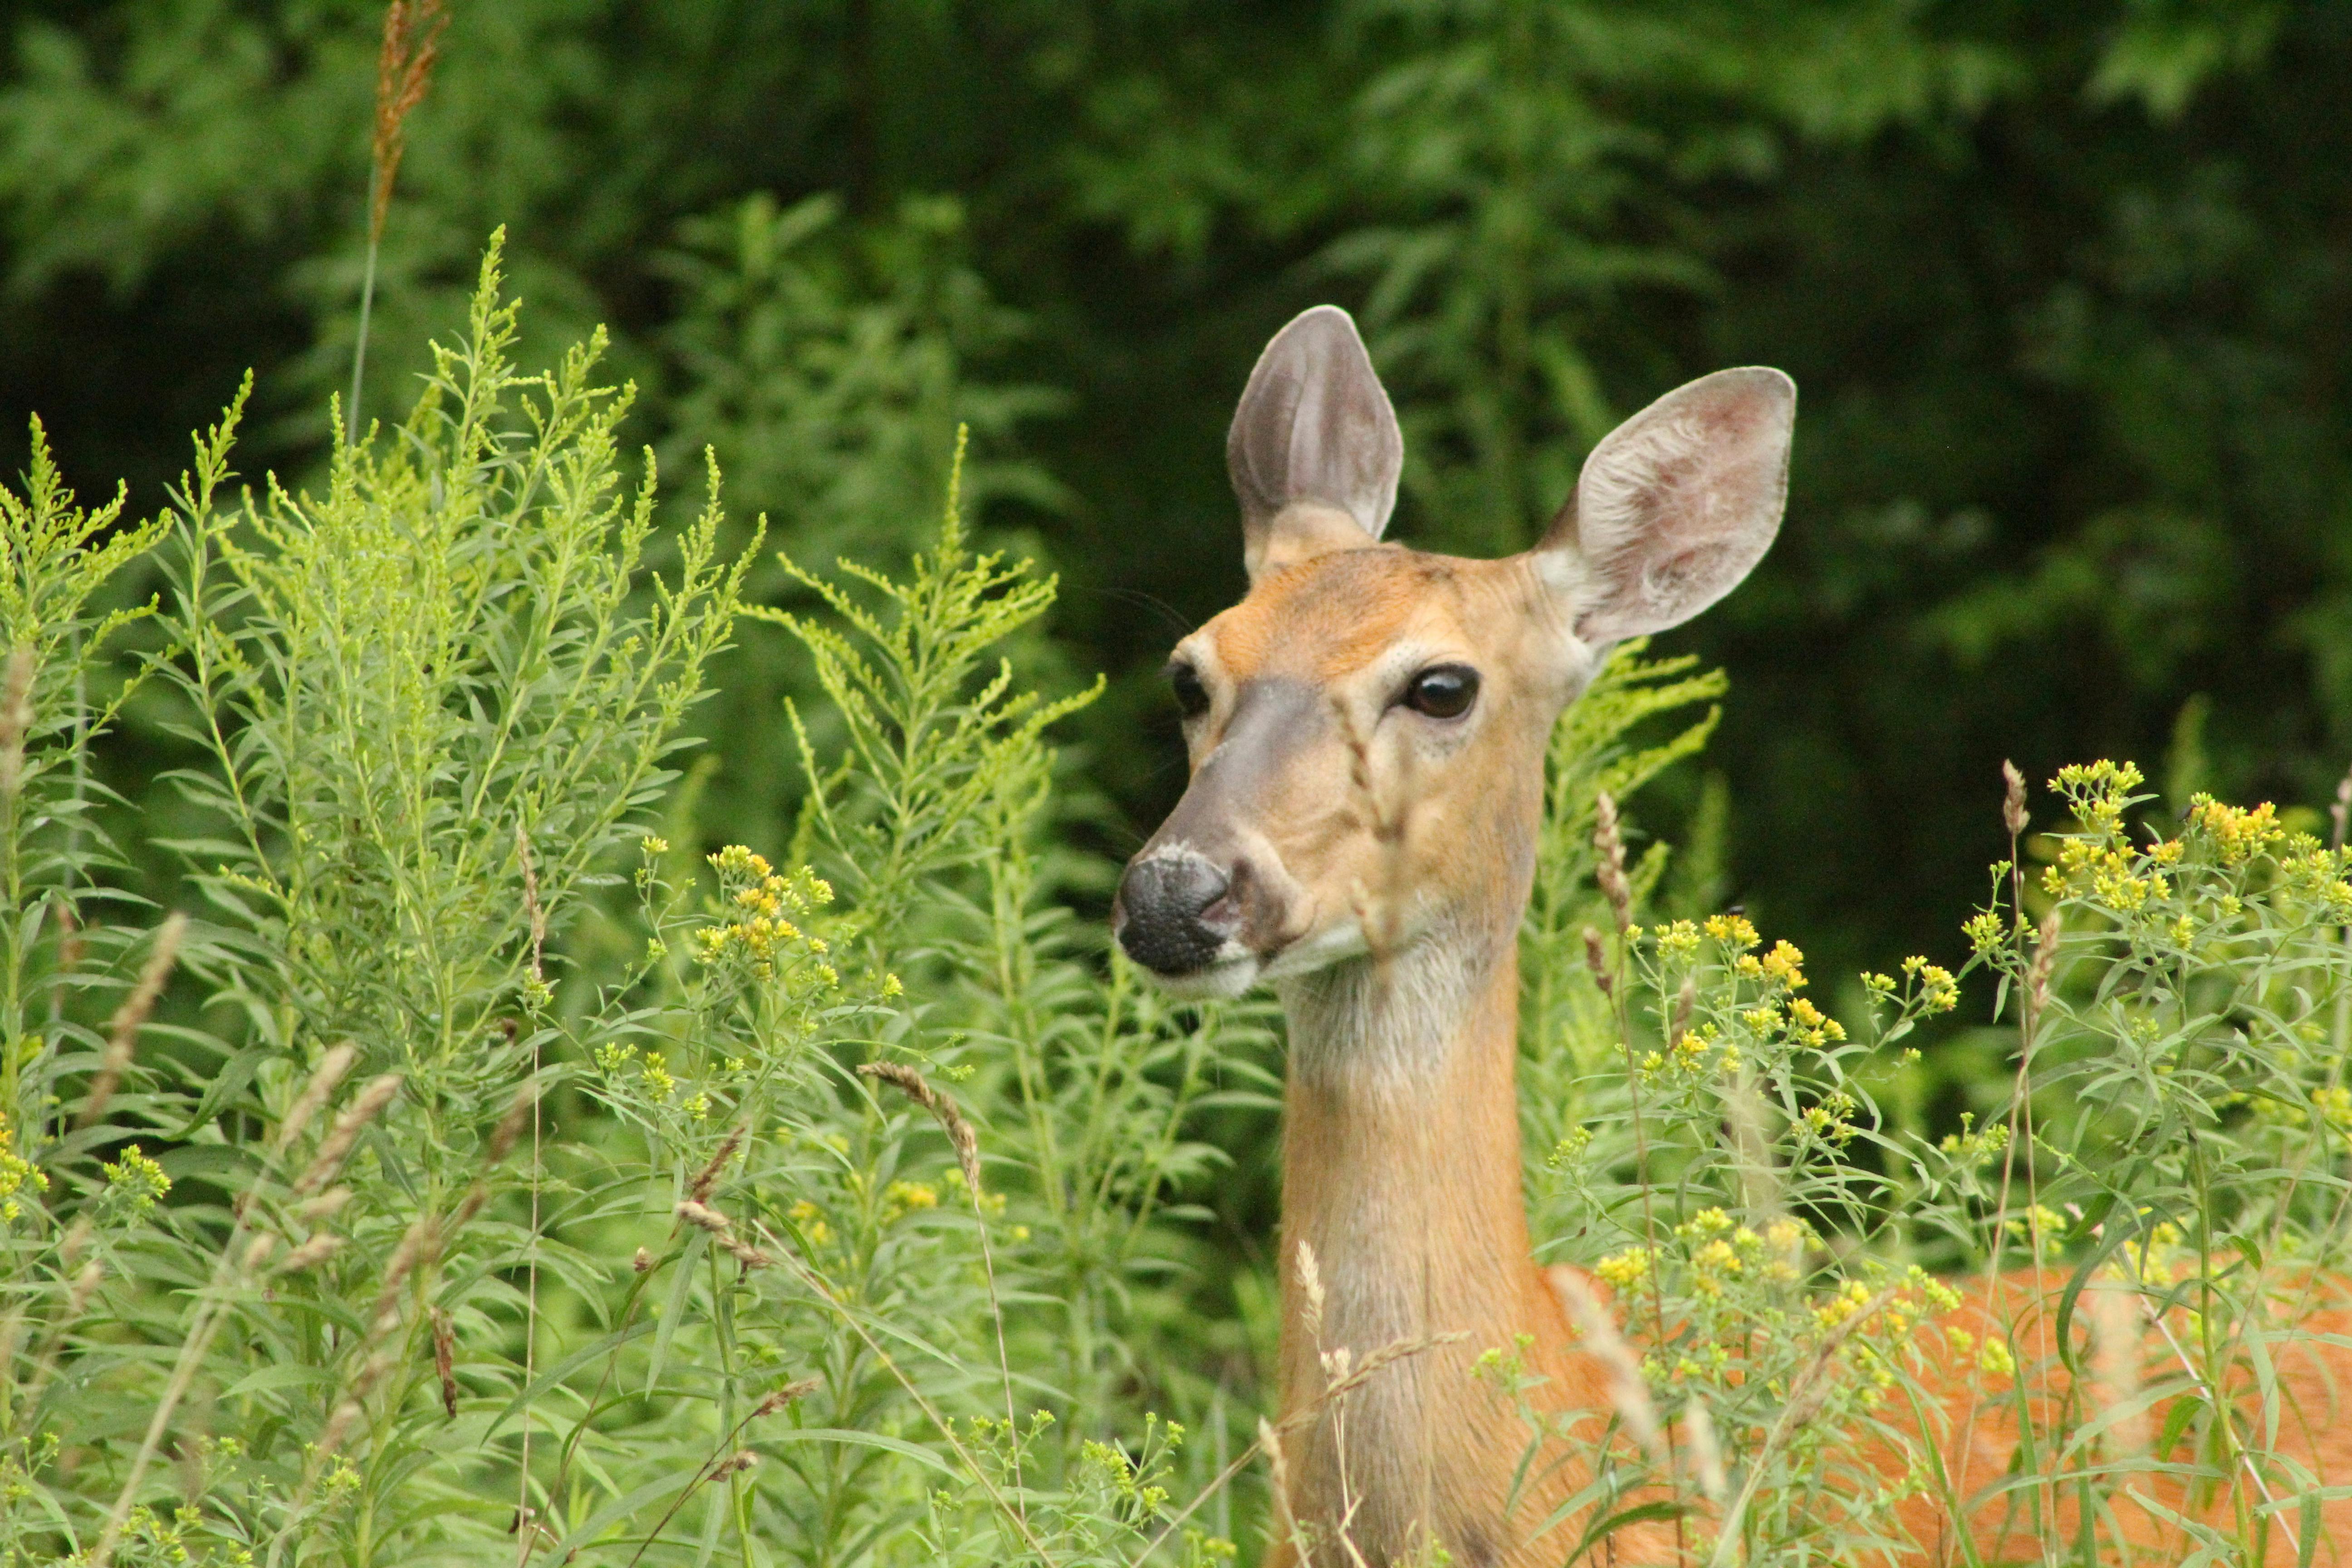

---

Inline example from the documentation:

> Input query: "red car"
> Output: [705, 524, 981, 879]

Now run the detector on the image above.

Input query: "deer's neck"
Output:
[1273, 934, 1553, 1559]
[1278, 936, 1534, 1348]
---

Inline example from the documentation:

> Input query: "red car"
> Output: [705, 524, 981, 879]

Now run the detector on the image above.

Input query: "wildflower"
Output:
[0, 1115, 49, 1223]
[1595, 1247, 1652, 1290]
[1901, 956, 1959, 1013]
[1802, 1091, 1859, 1144]
[640, 1053, 675, 1102]
[1656, 920, 1701, 960]
[2186, 796, 2285, 865]
[1962, 910, 2005, 953]
[883, 1180, 939, 1221]
[788, 1199, 832, 1247]
[1789, 996, 1844, 1045]
[1691, 1238, 1742, 1295]
[1703, 913, 1760, 951]
[1760, 940, 1807, 988]
[1938, 1113, 2010, 1163]
[1813, 1279, 1876, 1330]
[102, 1145, 171, 1219]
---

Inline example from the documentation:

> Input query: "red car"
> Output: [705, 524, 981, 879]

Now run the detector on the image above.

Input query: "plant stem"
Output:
[348, 229, 382, 448]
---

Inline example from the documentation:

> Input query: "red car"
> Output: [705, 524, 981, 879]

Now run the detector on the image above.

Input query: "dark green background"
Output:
[5, 0, 2348, 992]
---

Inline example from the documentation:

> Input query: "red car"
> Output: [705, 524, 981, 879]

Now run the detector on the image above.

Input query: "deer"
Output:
[1109, 306, 2352, 1567]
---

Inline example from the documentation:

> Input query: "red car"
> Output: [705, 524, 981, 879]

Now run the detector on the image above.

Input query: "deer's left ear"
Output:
[1535, 367, 1794, 644]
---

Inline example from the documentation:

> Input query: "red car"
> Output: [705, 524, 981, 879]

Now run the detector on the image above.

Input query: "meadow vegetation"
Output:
[4, 252, 2352, 1567]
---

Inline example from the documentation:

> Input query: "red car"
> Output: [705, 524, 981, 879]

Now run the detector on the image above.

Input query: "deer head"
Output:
[1112, 306, 1795, 1001]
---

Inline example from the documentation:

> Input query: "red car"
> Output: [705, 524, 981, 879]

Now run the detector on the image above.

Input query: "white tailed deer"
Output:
[1111, 307, 2352, 1566]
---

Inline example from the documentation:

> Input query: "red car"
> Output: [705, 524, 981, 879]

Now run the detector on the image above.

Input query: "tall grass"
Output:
[4, 249, 2350, 1568]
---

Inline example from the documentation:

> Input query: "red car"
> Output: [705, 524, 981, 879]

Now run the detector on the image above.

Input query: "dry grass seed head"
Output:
[690, 1125, 744, 1202]
[2002, 759, 2030, 839]
[0, 645, 31, 801]
[52, 893, 83, 973]
[857, 1062, 981, 1194]
[1593, 789, 1632, 930]
[485, 1079, 537, 1168]
[277, 1044, 359, 1154]
[295, 1073, 403, 1195]
[756, 1376, 821, 1416]
[275, 1233, 343, 1274]
[76, 912, 187, 1131]
[432, 1307, 458, 1419]
[2087, 1281, 2148, 1460]
[368, 1215, 440, 1335]
[1259, 1415, 1296, 1548]
[1297, 1237, 1327, 1351]
[675, 1199, 773, 1269]
[1548, 1266, 1666, 1465]
[369, 0, 448, 239]
[1682, 1396, 1727, 1505]
[2027, 908, 2062, 1024]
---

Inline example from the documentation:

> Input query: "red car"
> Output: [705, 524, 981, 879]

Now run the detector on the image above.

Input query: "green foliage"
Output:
[1501, 739, 2352, 1561]
[659, 192, 1063, 560]
[12, 0, 2348, 1031]
[0, 279, 1264, 1567]
[9, 238, 2352, 1567]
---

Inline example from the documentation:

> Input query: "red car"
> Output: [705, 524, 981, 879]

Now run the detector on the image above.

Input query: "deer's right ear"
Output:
[1534, 366, 1794, 646]
[1227, 306, 1403, 583]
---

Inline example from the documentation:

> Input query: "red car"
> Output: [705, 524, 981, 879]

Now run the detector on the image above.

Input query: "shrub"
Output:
[5, 246, 2350, 1568]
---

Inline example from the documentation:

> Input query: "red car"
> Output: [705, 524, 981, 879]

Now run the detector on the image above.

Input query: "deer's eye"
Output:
[1402, 664, 1479, 719]
[1168, 662, 1211, 719]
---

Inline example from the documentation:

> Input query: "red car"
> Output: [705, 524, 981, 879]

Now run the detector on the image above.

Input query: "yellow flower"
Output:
[1759, 940, 1807, 989]
[0, 1116, 49, 1223]
[1703, 914, 1760, 951]
[102, 1144, 171, 1219]
[788, 1199, 833, 1247]
[1901, 956, 1959, 1013]
[2187, 796, 2285, 865]
[641, 1053, 676, 1102]
[1595, 1247, 1652, 1290]
[883, 1181, 939, 1222]
[1813, 1279, 1875, 1330]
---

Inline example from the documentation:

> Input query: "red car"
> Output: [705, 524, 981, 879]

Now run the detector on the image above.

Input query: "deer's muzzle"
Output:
[1113, 851, 1237, 976]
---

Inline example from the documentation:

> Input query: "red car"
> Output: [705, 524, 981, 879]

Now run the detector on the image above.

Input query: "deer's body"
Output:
[1112, 307, 2352, 1565]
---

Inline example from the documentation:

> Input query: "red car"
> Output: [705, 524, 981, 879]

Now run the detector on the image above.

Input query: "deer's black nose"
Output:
[1115, 853, 1234, 975]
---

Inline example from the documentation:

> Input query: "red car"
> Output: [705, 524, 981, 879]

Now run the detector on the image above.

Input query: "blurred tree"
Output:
[1, 0, 2345, 1014]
